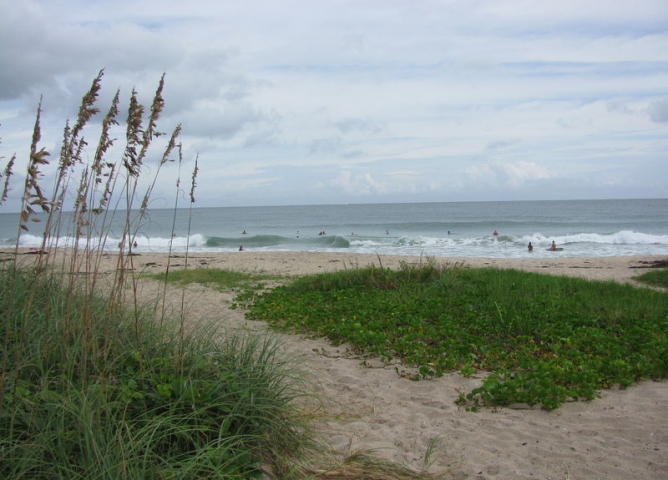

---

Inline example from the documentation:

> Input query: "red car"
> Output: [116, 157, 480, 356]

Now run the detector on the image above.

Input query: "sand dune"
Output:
[7, 250, 668, 479]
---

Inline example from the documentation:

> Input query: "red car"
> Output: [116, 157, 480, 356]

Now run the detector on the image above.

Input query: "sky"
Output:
[0, 0, 667, 211]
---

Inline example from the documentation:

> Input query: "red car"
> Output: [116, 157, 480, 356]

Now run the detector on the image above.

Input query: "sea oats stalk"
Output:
[79, 90, 121, 283]
[43, 71, 104, 258]
[46, 122, 74, 257]
[178, 153, 199, 364]
[108, 86, 148, 327]
[112, 78, 178, 316]
[17, 98, 52, 281]
[124, 124, 182, 340]
[19, 98, 51, 237]
[0, 148, 15, 206]
[155, 142, 184, 327]
[2, 98, 53, 408]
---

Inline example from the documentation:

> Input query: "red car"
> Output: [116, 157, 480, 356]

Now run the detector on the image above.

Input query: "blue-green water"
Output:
[1, 199, 667, 258]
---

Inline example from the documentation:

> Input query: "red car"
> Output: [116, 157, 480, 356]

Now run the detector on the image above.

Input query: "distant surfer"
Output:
[493, 230, 499, 236]
[242, 230, 247, 235]
[528, 242, 533, 252]
[549, 240, 557, 251]
[239, 245, 245, 251]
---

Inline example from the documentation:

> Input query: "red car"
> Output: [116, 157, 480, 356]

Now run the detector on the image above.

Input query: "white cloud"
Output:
[465, 161, 556, 190]
[330, 171, 389, 196]
[498, 161, 556, 186]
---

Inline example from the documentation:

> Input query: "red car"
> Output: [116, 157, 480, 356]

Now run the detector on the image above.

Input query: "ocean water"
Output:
[1, 199, 667, 259]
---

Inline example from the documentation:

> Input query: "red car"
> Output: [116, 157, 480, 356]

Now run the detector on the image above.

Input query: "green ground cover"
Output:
[234, 262, 668, 410]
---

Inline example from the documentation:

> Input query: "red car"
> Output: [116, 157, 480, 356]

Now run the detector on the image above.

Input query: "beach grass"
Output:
[151, 267, 283, 291]
[0, 266, 322, 479]
[233, 261, 668, 410]
[634, 267, 668, 289]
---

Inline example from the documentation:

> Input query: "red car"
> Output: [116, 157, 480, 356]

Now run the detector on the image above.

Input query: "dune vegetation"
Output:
[228, 260, 668, 411]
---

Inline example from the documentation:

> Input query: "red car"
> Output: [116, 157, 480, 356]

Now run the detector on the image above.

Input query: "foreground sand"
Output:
[7, 250, 668, 479]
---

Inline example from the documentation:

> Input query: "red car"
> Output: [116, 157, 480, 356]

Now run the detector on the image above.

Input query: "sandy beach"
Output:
[6, 250, 668, 479]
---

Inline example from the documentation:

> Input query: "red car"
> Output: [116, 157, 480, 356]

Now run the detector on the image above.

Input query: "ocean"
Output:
[1, 199, 667, 259]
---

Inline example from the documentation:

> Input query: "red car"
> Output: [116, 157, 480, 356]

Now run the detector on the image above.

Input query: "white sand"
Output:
[6, 250, 668, 478]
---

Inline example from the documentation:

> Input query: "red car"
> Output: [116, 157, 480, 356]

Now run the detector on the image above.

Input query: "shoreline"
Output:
[166, 251, 668, 280]
[51, 250, 668, 284]
[4, 247, 667, 283]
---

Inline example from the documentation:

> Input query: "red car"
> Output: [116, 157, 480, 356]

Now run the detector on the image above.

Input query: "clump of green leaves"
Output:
[238, 263, 668, 410]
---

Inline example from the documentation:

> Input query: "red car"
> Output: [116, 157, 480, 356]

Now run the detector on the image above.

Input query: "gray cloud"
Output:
[333, 117, 384, 135]
[485, 139, 518, 151]
[648, 98, 668, 123]
[180, 102, 265, 140]
[308, 137, 345, 156]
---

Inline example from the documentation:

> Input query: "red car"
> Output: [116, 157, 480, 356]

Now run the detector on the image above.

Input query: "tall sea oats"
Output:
[19, 98, 51, 232]
[189, 154, 199, 204]
[176, 153, 199, 359]
[0, 128, 15, 206]
[122, 89, 145, 177]
[73, 167, 91, 236]
[52, 71, 104, 208]
[143, 73, 165, 144]
[75, 88, 120, 246]
[91, 90, 120, 186]
[0, 154, 15, 206]
[71, 70, 103, 140]
[42, 73, 105, 258]
[137, 124, 182, 217]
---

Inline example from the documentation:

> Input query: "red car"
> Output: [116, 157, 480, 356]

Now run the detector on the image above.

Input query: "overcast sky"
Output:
[1, 0, 667, 211]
